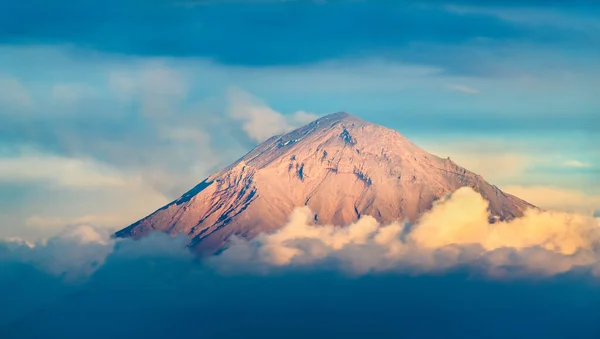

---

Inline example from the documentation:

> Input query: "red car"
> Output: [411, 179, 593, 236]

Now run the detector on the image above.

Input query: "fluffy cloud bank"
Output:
[214, 187, 600, 277]
[3, 187, 600, 281]
[2, 188, 600, 338]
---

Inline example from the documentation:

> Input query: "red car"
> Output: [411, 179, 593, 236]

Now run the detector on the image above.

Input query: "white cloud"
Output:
[227, 88, 320, 142]
[213, 187, 600, 277]
[7, 182, 170, 241]
[415, 136, 599, 213]
[0, 150, 171, 241]
[0, 225, 193, 282]
[25, 214, 134, 230]
[419, 140, 534, 184]
[97, 63, 227, 198]
[2, 228, 600, 337]
[291, 110, 321, 125]
[4, 187, 600, 280]
[446, 83, 480, 94]
[0, 152, 130, 189]
[564, 160, 591, 168]
[501, 185, 600, 215]
[409, 188, 594, 255]
[2, 188, 600, 335]
[0, 61, 226, 241]
[2, 224, 114, 280]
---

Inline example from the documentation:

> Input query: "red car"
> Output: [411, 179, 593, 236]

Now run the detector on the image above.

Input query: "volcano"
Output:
[115, 112, 535, 253]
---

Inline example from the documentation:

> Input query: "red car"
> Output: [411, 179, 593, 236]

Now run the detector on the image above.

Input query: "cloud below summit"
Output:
[2, 187, 600, 337]
[213, 187, 600, 277]
[3, 187, 600, 282]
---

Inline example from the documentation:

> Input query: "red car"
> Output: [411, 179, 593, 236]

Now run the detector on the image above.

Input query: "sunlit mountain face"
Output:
[116, 112, 535, 255]
[1, 1, 599, 338]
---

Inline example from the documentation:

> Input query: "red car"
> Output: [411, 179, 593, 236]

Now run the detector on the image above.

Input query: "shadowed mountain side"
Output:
[115, 112, 536, 254]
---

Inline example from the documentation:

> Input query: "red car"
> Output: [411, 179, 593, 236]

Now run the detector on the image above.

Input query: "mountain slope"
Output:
[115, 112, 535, 254]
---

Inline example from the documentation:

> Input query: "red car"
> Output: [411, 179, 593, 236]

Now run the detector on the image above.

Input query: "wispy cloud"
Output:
[564, 160, 592, 168]
[0, 75, 34, 110]
[446, 83, 480, 94]
[51, 83, 99, 105]
[227, 88, 320, 142]
[417, 135, 599, 200]
[444, 5, 600, 32]
[502, 185, 600, 215]
[0, 152, 129, 189]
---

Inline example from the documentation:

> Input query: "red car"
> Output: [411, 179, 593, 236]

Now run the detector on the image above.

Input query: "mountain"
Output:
[115, 112, 535, 254]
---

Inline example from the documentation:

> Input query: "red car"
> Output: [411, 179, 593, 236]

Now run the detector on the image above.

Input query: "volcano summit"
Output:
[115, 112, 535, 253]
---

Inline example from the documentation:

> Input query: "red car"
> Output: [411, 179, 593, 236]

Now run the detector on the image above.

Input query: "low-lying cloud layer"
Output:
[2, 187, 600, 338]
[4, 187, 600, 280]
[214, 187, 600, 277]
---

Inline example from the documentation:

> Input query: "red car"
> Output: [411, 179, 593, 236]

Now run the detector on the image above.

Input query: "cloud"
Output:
[138, 65, 190, 118]
[2, 0, 598, 74]
[446, 83, 480, 94]
[4, 187, 599, 281]
[0, 152, 130, 189]
[0, 44, 597, 243]
[290, 110, 321, 125]
[409, 188, 595, 256]
[103, 64, 227, 197]
[107, 71, 138, 102]
[501, 185, 600, 215]
[0, 76, 33, 111]
[2, 225, 113, 281]
[0, 57, 232, 231]
[25, 214, 136, 230]
[51, 83, 99, 105]
[213, 187, 600, 277]
[5, 236, 600, 339]
[0, 56, 234, 241]
[564, 160, 592, 168]
[418, 140, 534, 184]
[415, 135, 599, 210]
[0, 148, 171, 241]
[0, 0, 537, 68]
[2, 192, 600, 337]
[227, 88, 320, 142]
[444, 4, 600, 31]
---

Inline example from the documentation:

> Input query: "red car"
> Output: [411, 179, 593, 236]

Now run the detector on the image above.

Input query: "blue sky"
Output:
[0, 0, 599, 240]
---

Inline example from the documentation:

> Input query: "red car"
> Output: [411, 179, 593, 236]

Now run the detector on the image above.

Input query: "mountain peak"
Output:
[323, 111, 351, 119]
[318, 111, 357, 121]
[115, 112, 536, 255]
[313, 111, 369, 127]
